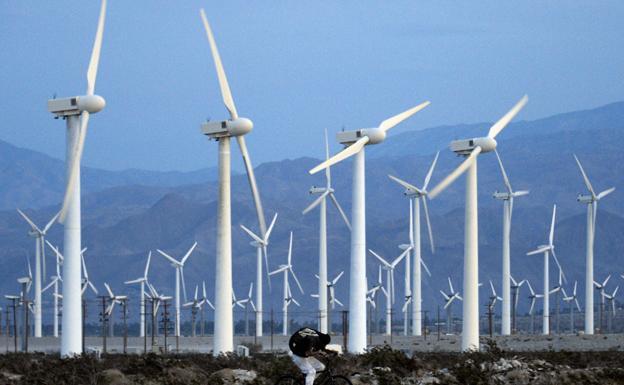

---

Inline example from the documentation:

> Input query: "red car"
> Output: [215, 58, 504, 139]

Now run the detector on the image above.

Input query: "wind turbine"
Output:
[370, 248, 411, 336]
[232, 283, 256, 336]
[16, 209, 60, 338]
[510, 276, 526, 334]
[269, 232, 304, 336]
[550, 269, 566, 334]
[157, 242, 197, 337]
[124, 251, 151, 338]
[199, 9, 268, 355]
[366, 268, 383, 334]
[573, 155, 615, 335]
[388, 151, 438, 336]
[492, 150, 529, 336]
[440, 277, 462, 334]
[45, 241, 65, 338]
[562, 281, 581, 333]
[200, 281, 214, 336]
[593, 274, 611, 334]
[312, 271, 345, 334]
[310, 101, 430, 352]
[601, 285, 618, 333]
[183, 285, 202, 337]
[46, 0, 107, 356]
[104, 283, 127, 337]
[526, 280, 544, 334]
[488, 280, 503, 309]
[303, 129, 351, 334]
[527, 204, 566, 335]
[240, 213, 278, 337]
[80, 249, 97, 297]
[428, 95, 528, 350]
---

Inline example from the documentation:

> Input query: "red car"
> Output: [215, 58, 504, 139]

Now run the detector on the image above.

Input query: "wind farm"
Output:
[1, 1, 624, 384]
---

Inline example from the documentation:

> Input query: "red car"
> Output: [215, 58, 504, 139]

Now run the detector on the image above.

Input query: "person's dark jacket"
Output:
[289, 327, 331, 357]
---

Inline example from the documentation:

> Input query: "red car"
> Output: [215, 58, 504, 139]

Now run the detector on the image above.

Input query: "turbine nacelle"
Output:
[309, 186, 332, 195]
[493, 191, 512, 200]
[48, 95, 106, 117]
[450, 137, 497, 156]
[336, 127, 386, 146]
[201, 117, 253, 139]
[577, 194, 593, 203]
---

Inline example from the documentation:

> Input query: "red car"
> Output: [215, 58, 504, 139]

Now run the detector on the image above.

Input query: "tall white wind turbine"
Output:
[124, 251, 151, 338]
[309, 102, 430, 352]
[573, 154, 615, 334]
[46, 0, 107, 356]
[45, 241, 65, 337]
[492, 150, 529, 335]
[303, 129, 351, 333]
[199, 9, 268, 355]
[269, 232, 304, 336]
[440, 277, 463, 334]
[16, 209, 59, 338]
[428, 95, 528, 350]
[370, 248, 411, 336]
[240, 213, 278, 337]
[157, 242, 197, 337]
[561, 281, 581, 333]
[526, 204, 566, 335]
[388, 151, 438, 336]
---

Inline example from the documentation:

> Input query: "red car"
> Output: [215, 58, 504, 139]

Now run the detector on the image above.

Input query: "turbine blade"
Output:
[420, 258, 432, 277]
[199, 9, 237, 119]
[550, 249, 567, 284]
[494, 149, 512, 193]
[429, 146, 482, 199]
[144, 251, 152, 279]
[302, 191, 328, 215]
[378, 101, 430, 132]
[597, 187, 615, 200]
[240, 224, 263, 244]
[157, 249, 180, 266]
[573, 154, 596, 197]
[16, 209, 41, 233]
[333, 271, 344, 284]
[549, 204, 557, 246]
[324, 128, 331, 187]
[328, 193, 351, 230]
[181, 242, 198, 265]
[43, 211, 60, 234]
[369, 249, 391, 268]
[309, 136, 369, 175]
[86, 0, 107, 95]
[388, 175, 422, 194]
[104, 282, 114, 298]
[421, 197, 435, 253]
[487, 95, 528, 139]
[236, 135, 268, 238]
[423, 151, 440, 190]
[180, 266, 188, 303]
[264, 213, 278, 241]
[527, 246, 550, 256]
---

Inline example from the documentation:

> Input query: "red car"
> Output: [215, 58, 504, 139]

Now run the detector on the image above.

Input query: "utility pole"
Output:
[436, 305, 440, 341]
[162, 300, 170, 354]
[191, 306, 197, 337]
[486, 303, 494, 338]
[342, 310, 348, 352]
[270, 308, 274, 352]
[422, 310, 429, 340]
[100, 296, 108, 354]
[143, 298, 148, 354]
[150, 298, 156, 351]
[122, 299, 128, 354]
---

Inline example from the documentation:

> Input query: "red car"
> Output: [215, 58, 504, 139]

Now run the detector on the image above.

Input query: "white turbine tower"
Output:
[199, 9, 268, 355]
[303, 129, 351, 334]
[44, 240, 65, 338]
[269, 232, 304, 336]
[388, 151, 438, 336]
[16, 209, 60, 338]
[124, 251, 151, 338]
[526, 204, 566, 335]
[240, 213, 278, 337]
[369, 248, 411, 336]
[157, 242, 197, 337]
[492, 150, 529, 335]
[310, 102, 430, 352]
[46, 0, 107, 356]
[428, 95, 528, 351]
[573, 154, 615, 335]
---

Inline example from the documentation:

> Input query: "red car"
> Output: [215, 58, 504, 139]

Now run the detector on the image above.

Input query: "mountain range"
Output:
[1, 101, 623, 323]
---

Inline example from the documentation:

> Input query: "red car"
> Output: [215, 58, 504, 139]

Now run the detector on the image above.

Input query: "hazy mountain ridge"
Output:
[1, 101, 623, 318]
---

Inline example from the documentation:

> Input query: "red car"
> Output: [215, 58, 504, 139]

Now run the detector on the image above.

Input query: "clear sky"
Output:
[1, 1, 623, 171]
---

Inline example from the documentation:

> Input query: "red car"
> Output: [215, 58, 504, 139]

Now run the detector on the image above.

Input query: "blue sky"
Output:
[1, 1, 623, 171]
